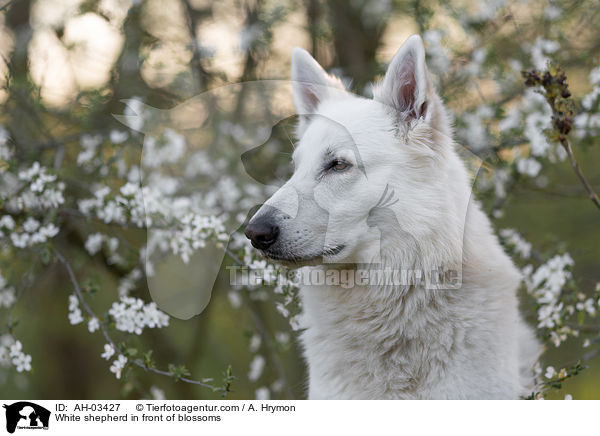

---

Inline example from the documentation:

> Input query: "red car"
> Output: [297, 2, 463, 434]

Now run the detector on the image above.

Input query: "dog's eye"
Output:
[330, 160, 350, 172]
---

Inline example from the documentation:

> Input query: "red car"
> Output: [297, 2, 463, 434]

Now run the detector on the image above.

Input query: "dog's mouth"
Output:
[260, 245, 345, 267]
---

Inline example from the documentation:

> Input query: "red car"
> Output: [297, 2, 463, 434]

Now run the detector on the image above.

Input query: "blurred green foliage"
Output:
[0, 0, 599, 399]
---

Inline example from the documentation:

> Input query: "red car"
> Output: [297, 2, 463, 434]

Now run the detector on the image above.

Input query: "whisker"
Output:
[383, 188, 394, 205]
[375, 184, 389, 207]
[282, 125, 296, 150]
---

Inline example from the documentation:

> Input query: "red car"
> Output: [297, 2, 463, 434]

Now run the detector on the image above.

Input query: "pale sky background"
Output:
[0, 0, 557, 108]
[0, 0, 426, 107]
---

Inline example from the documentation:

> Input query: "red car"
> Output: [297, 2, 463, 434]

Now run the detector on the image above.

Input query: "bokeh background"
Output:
[0, 0, 599, 399]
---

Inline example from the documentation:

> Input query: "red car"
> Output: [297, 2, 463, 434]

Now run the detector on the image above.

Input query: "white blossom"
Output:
[498, 107, 521, 132]
[0, 289, 16, 308]
[575, 298, 596, 316]
[271, 379, 285, 393]
[14, 162, 65, 210]
[583, 339, 590, 348]
[289, 315, 301, 331]
[249, 333, 261, 353]
[523, 92, 552, 157]
[0, 126, 12, 161]
[9, 221, 59, 248]
[255, 386, 270, 400]
[0, 339, 11, 367]
[457, 105, 493, 152]
[117, 268, 143, 297]
[108, 297, 169, 335]
[465, 47, 487, 77]
[23, 217, 39, 233]
[109, 354, 128, 379]
[516, 157, 542, 178]
[228, 291, 242, 309]
[68, 294, 84, 325]
[275, 332, 290, 345]
[88, 317, 100, 333]
[500, 229, 532, 259]
[544, 5, 562, 20]
[582, 87, 600, 111]
[0, 273, 16, 308]
[248, 355, 265, 382]
[120, 182, 139, 196]
[142, 129, 186, 168]
[472, 0, 506, 21]
[524, 254, 574, 336]
[275, 302, 289, 318]
[150, 386, 166, 400]
[85, 233, 104, 255]
[529, 254, 574, 298]
[9, 340, 32, 372]
[423, 29, 450, 74]
[589, 67, 600, 85]
[528, 37, 560, 70]
[101, 343, 115, 360]
[0, 215, 15, 230]
[77, 134, 103, 165]
[110, 130, 128, 144]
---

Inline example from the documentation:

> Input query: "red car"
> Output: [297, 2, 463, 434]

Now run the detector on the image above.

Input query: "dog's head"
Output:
[245, 35, 467, 270]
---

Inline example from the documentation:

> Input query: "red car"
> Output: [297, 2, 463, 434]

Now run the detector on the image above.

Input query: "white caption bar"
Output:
[0, 400, 595, 435]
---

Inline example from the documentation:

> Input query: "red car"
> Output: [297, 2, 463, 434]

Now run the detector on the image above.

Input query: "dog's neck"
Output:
[299, 263, 457, 348]
[298, 269, 457, 398]
[297, 203, 523, 399]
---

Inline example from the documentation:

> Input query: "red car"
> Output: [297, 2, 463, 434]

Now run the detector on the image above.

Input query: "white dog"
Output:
[245, 35, 541, 399]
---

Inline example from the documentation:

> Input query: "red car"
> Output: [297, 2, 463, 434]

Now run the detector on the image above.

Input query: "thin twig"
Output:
[564, 322, 600, 333]
[64, 205, 295, 395]
[54, 249, 215, 389]
[225, 246, 295, 398]
[523, 64, 600, 212]
[244, 293, 295, 399]
[0, 0, 17, 12]
[559, 345, 600, 370]
[559, 137, 600, 210]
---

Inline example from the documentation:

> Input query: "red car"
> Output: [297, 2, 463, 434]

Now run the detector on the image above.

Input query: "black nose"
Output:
[245, 217, 279, 250]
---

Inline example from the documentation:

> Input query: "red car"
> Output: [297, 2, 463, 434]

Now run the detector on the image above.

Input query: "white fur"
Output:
[248, 35, 541, 399]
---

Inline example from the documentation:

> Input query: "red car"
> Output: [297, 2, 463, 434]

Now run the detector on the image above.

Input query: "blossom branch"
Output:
[559, 136, 600, 209]
[54, 249, 217, 390]
[523, 63, 600, 211]
[224, 246, 294, 398]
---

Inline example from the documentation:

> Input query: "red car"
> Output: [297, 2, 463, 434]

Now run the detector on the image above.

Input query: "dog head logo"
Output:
[3, 402, 50, 434]
[114, 82, 300, 319]
[115, 35, 482, 318]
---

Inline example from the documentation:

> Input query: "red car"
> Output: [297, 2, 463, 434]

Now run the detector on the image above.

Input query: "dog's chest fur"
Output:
[298, 206, 539, 400]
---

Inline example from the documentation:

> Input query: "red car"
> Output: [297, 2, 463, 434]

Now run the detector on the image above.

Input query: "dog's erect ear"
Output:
[373, 35, 432, 123]
[291, 47, 346, 136]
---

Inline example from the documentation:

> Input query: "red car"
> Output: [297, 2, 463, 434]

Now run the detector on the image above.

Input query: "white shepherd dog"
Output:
[245, 35, 541, 399]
